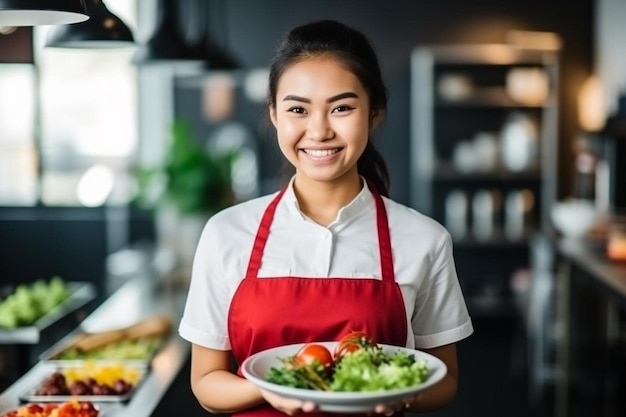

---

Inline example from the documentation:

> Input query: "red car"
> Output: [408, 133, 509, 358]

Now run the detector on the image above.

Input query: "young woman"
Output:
[178, 19, 473, 417]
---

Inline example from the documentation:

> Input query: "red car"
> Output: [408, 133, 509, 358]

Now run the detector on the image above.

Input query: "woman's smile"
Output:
[300, 147, 343, 159]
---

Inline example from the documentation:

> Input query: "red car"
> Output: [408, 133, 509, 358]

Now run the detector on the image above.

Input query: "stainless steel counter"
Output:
[0, 274, 191, 417]
[556, 238, 626, 305]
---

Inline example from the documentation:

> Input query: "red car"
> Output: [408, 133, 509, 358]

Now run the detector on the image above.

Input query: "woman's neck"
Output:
[292, 174, 363, 227]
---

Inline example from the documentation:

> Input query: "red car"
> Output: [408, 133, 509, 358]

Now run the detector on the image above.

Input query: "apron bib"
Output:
[227, 185, 408, 417]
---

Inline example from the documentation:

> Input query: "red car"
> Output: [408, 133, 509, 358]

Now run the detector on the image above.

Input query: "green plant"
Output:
[135, 119, 236, 215]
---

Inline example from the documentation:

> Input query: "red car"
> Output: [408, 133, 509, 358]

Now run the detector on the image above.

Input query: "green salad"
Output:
[266, 335, 429, 392]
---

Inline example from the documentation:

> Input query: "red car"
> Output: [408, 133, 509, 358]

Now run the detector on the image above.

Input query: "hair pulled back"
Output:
[268, 19, 391, 196]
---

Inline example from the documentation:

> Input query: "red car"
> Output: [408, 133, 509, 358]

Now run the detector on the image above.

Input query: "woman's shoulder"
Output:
[382, 196, 450, 240]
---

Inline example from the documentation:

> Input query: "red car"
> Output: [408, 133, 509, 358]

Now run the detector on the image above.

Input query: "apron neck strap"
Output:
[245, 182, 395, 282]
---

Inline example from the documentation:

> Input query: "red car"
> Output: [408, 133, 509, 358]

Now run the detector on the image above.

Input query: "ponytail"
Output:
[358, 141, 390, 197]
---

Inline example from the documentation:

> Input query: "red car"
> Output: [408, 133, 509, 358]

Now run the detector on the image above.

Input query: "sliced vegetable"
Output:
[333, 330, 377, 360]
[294, 343, 334, 369]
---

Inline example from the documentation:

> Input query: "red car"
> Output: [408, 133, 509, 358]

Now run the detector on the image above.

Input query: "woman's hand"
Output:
[373, 393, 423, 416]
[260, 389, 318, 416]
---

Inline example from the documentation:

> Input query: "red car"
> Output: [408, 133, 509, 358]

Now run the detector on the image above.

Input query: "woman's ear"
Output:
[370, 110, 384, 131]
[269, 106, 278, 129]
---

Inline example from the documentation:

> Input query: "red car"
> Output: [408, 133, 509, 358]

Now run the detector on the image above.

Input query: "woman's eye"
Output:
[332, 105, 355, 113]
[287, 106, 306, 114]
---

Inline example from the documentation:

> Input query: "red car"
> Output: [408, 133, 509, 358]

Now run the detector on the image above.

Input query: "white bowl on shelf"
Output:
[550, 199, 598, 239]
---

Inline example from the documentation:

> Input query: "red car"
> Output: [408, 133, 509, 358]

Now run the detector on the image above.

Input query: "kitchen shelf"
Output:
[431, 162, 542, 182]
[451, 233, 533, 249]
[436, 86, 554, 108]
[411, 44, 559, 318]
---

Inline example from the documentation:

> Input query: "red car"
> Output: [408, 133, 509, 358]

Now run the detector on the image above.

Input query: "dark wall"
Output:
[199, 0, 594, 204]
[0, 207, 153, 295]
[0, 208, 108, 289]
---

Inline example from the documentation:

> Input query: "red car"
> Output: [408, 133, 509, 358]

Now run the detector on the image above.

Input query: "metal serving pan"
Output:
[38, 315, 172, 367]
[0, 282, 97, 345]
[18, 361, 148, 403]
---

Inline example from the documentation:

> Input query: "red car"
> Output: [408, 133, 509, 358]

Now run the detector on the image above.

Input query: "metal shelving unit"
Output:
[410, 44, 560, 315]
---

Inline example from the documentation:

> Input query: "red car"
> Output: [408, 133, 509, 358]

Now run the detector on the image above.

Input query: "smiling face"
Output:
[269, 57, 373, 188]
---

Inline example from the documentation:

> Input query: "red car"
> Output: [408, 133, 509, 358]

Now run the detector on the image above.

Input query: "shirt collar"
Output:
[283, 176, 375, 226]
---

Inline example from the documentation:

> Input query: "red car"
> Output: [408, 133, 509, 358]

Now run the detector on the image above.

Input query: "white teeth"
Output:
[303, 148, 339, 157]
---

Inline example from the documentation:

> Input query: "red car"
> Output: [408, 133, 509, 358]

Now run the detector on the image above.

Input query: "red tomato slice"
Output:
[294, 343, 334, 368]
[333, 330, 376, 360]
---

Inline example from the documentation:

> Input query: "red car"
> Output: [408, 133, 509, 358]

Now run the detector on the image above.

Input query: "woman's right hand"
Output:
[260, 388, 318, 416]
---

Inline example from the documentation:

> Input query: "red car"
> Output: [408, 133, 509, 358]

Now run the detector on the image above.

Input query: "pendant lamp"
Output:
[45, 0, 134, 48]
[133, 0, 238, 69]
[0, 0, 88, 26]
[133, 0, 204, 65]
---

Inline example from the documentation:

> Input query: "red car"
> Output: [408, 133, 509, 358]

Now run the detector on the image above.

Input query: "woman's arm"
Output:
[190, 344, 265, 414]
[190, 344, 317, 415]
[410, 343, 459, 411]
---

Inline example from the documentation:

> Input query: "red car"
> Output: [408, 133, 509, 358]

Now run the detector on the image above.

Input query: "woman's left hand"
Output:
[373, 393, 423, 416]
[260, 388, 318, 416]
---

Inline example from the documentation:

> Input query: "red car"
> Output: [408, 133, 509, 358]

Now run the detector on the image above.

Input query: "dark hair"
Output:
[267, 19, 390, 196]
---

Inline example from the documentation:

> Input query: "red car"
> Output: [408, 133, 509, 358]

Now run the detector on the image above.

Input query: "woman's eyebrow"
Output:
[327, 92, 358, 103]
[282, 94, 309, 103]
[281, 92, 359, 103]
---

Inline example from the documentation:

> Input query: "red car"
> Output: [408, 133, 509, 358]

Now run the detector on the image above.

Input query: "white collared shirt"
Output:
[179, 178, 474, 350]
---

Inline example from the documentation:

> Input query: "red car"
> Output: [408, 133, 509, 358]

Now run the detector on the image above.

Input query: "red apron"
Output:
[227, 184, 408, 417]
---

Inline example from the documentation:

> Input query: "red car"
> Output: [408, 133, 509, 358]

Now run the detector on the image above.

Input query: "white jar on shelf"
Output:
[472, 189, 501, 241]
[500, 112, 538, 172]
[445, 189, 469, 239]
[504, 189, 535, 240]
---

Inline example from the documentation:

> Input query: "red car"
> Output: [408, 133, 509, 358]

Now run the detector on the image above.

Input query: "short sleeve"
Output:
[411, 232, 474, 349]
[178, 219, 233, 350]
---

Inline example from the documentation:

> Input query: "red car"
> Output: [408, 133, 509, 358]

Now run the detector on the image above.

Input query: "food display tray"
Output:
[1, 401, 102, 417]
[0, 282, 97, 344]
[38, 315, 172, 366]
[38, 332, 166, 368]
[18, 362, 148, 403]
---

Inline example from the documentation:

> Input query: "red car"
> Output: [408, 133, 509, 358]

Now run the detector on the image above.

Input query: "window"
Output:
[0, 0, 138, 207]
[0, 64, 37, 205]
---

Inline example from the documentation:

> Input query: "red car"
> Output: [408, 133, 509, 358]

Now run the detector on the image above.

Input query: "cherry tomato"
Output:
[294, 343, 334, 368]
[333, 330, 376, 360]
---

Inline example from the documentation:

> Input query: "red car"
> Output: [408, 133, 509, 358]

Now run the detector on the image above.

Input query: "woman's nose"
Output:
[306, 114, 335, 141]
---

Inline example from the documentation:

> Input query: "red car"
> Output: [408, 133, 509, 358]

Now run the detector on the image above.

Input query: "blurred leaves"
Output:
[134, 119, 236, 215]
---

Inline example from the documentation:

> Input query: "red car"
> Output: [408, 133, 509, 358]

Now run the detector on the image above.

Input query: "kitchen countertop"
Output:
[0, 273, 191, 417]
[556, 237, 626, 306]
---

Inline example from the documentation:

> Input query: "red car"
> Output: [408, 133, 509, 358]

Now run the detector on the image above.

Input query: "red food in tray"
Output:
[20, 362, 146, 403]
[1, 399, 99, 417]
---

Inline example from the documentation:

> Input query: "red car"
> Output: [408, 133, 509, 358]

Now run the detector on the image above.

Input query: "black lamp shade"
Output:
[45, 0, 134, 48]
[0, 0, 88, 26]
[133, 0, 239, 69]
[132, 25, 206, 64]
[132, 0, 203, 65]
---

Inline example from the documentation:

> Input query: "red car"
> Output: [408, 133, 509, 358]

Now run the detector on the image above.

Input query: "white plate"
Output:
[241, 341, 447, 413]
